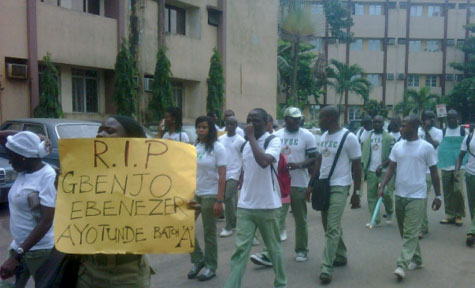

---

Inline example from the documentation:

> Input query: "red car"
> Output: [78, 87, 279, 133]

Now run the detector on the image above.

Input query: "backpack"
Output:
[467, 132, 475, 158]
[241, 135, 291, 198]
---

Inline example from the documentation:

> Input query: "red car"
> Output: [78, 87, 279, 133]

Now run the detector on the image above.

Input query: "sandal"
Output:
[440, 218, 455, 224]
[455, 217, 463, 227]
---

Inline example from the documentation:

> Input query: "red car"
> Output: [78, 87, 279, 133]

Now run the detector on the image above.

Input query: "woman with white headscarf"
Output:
[0, 131, 56, 287]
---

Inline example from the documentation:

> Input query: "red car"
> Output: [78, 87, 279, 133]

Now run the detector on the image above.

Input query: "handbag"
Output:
[35, 248, 81, 288]
[312, 131, 350, 211]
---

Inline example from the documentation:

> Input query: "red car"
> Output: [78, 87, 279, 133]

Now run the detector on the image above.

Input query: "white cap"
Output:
[6, 131, 49, 158]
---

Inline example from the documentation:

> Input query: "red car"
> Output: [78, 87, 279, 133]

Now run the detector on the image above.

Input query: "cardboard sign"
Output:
[437, 136, 467, 169]
[436, 104, 447, 118]
[54, 138, 196, 254]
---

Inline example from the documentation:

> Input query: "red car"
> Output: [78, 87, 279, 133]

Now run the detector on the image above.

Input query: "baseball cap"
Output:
[283, 107, 303, 118]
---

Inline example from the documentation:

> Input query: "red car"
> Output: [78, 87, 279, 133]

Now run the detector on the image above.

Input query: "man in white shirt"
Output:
[439, 110, 467, 226]
[218, 117, 245, 237]
[379, 114, 442, 280]
[356, 115, 373, 144]
[455, 120, 475, 246]
[224, 109, 245, 137]
[225, 108, 287, 288]
[272, 107, 318, 262]
[306, 106, 362, 284]
[389, 116, 402, 142]
[418, 110, 443, 238]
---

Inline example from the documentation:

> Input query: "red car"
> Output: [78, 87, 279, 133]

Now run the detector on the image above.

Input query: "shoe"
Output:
[333, 259, 347, 267]
[418, 232, 424, 239]
[250, 253, 273, 267]
[220, 228, 233, 237]
[197, 268, 216, 281]
[455, 217, 463, 227]
[383, 214, 387, 218]
[386, 214, 393, 224]
[466, 234, 474, 247]
[252, 236, 260, 246]
[366, 222, 380, 228]
[280, 230, 287, 241]
[440, 218, 455, 224]
[295, 252, 308, 262]
[319, 273, 332, 284]
[408, 262, 423, 271]
[187, 261, 205, 279]
[394, 267, 405, 280]
[217, 215, 225, 222]
[365, 222, 371, 228]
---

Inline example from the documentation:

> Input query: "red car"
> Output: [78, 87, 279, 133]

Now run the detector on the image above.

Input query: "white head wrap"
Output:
[6, 131, 49, 158]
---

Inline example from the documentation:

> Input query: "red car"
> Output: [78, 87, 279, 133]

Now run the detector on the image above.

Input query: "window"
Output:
[86, 0, 100, 15]
[398, 38, 407, 45]
[366, 74, 381, 87]
[72, 69, 98, 113]
[368, 39, 382, 51]
[369, 5, 382, 16]
[350, 39, 363, 51]
[165, 5, 186, 35]
[471, 6, 475, 14]
[208, 9, 220, 27]
[459, 4, 467, 9]
[425, 75, 437, 87]
[311, 4, 324, 15]
[172, 83, 184, 109]
[408, 75, 419, 87]
[353, 4, 365, 16]
[425, 40, 440, 52]
[23, 124, 46, 136]
[349, 106, 362, 121]
[428, 5, 441, 16]
[409, 40, 421, 52]
[410, 5, 423, 16]
[310, 38, 323, 51]
[457, 39, 465, 46]
[400, 2, 408, 9]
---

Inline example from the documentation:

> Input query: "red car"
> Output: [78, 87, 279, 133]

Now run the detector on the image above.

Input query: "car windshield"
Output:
[56, 124, 101, 139]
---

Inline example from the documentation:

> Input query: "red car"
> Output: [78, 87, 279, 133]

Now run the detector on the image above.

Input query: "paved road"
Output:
[1, 188, 474, 288]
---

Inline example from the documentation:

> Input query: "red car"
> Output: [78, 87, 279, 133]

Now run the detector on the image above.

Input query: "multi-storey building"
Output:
[0, 0, 278, 124]
[298, 0, 471, 123]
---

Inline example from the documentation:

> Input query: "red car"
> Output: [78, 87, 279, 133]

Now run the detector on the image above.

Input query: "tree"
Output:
[362, 99, 388, 118]
[112, 40, 137, 117]
[324, 0, 354, 41]
[34, 53, 63, 118]
[207, 49, 225, 123]
[393, 87, 439, 117]
[325, 59, 372, 117]
[149, 47, 174, 121]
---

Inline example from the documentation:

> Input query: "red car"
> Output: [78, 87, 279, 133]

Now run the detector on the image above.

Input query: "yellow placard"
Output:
[54, 138, 196, 254]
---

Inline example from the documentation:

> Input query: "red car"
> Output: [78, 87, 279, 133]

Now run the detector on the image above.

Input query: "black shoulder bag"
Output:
[311, 131, 350, 211]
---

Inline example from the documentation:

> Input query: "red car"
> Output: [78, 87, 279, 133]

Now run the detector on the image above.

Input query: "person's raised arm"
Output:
[245, 124, 275, 168]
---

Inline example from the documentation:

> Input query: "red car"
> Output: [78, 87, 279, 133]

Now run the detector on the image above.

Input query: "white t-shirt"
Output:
[319, 129, 361, 186]
[274, 128, 317, 187]
[368, 133, 383, 172]
[418, 126, 443, 173]
[357, 128, 372, 144]
[195, 141, 227, 196]
[236, 127, 245, 137]
[461, 133, 475, 176]
[389, 139, 438, 199]
[389, 131, 401, 142]
[163, 131, 190, 143]
[218, 133, 245, 181]
[442, 126, 468, 171]
[238, 133, 282, 209]
[8, 164, 56, 251]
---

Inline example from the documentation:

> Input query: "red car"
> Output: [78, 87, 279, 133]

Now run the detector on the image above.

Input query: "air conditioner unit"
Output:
[388, 2, 397, 9]
[397, 73, 406, 80]
[445, 74, 454, 81]
[387, 38, 395, 45]
[144, 77, 153, 92]
[6, 63, 28, 79]
[446, 39, 455, 47]
[398, 38, 407, 45]
[387, 73, 395, 80]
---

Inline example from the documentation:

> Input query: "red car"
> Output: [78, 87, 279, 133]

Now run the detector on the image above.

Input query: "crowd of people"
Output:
[0, 104, 473, 287]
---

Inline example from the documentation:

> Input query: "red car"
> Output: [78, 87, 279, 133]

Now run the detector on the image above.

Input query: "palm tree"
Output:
[326, 59, 372, 119]
[394, 87, 439, 117]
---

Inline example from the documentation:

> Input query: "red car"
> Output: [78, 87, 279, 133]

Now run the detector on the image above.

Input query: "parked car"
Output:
[0, 118, 101, 203]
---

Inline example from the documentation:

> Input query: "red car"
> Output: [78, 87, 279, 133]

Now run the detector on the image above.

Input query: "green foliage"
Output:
[34, 53, 63, 118]
[207, 49, 225, 123]
[447, 78, 475, 121]
[326, 59, 372, 113]
[129, 0, 139, 63]
[149, 47, 174, 121]
[324, 0, 354, 42]
[278, 40, 322, 107]
[393, 87, 439, 117]
[113, 40, 137, 117]
[362, 99, 388, 118]
[280, 5, 317, 39]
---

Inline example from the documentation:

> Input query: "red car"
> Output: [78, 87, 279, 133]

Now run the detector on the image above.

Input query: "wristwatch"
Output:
[355, 189, 361, 196]
[435, 195, 442, 200]
[216, 199, 224, 204]
[14, 247, 24, 261]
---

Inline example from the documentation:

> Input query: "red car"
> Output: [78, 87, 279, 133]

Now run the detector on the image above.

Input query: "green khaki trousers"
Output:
[441, 170, 466, 218]
[279, 203, 290, 233]
[225, 208, 287, 288]
[77, 255, 152, 288]
[395, 196, 425, 269]
[289, 187, 308, 254]
[320, 186, 350, 276]
[421, 175, 432, 234]
[367, 171, 394, 224]
[190, 195, 218, 271]
[466, 173, 475, 235]
[8, 248, 51, 288]
[224, 179, 239, 231]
